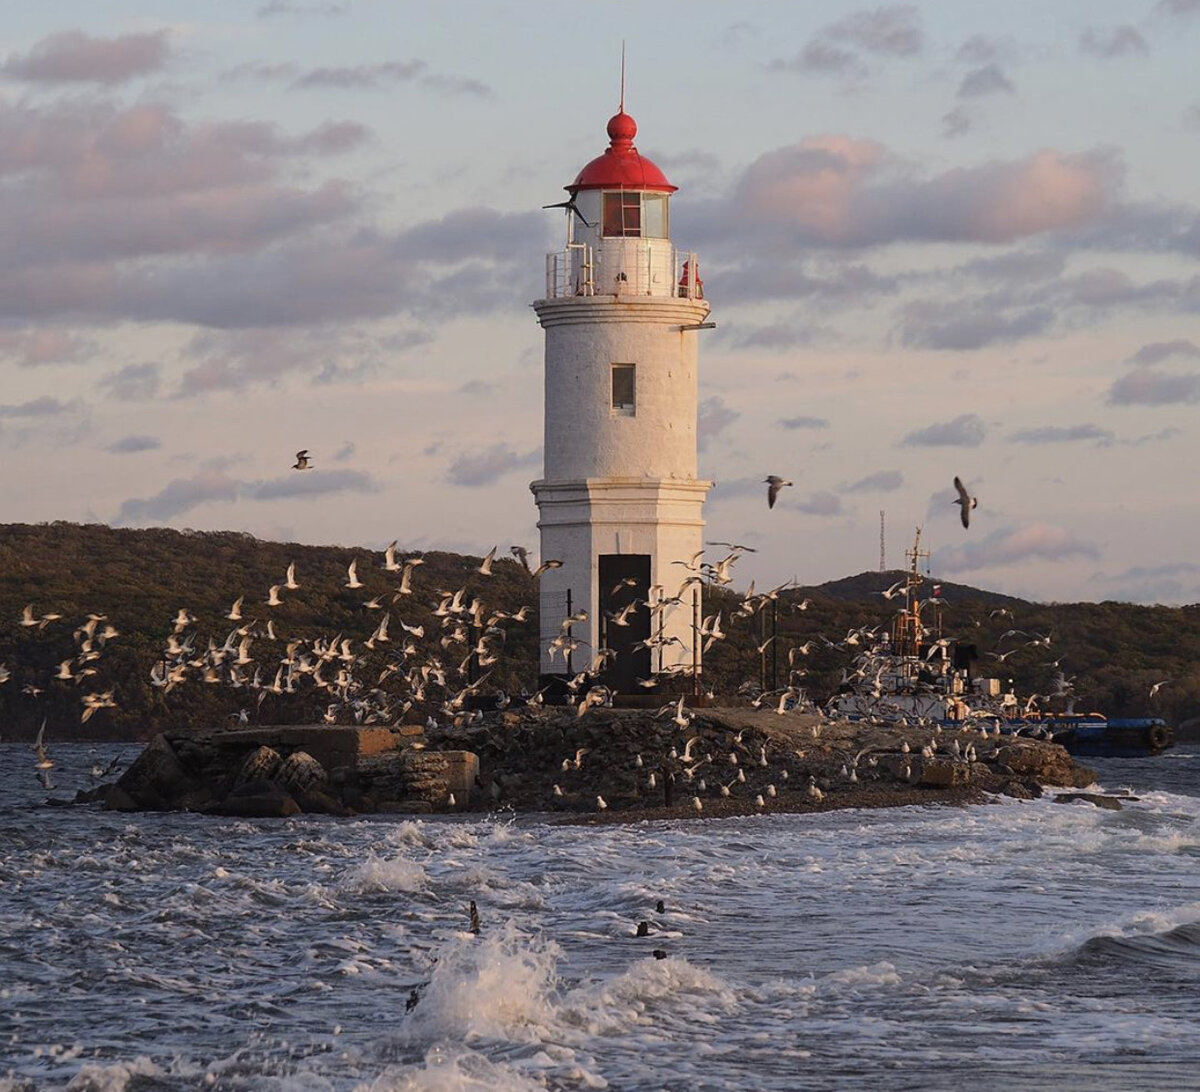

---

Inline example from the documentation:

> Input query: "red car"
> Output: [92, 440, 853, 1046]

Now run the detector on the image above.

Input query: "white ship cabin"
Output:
[544, 110, 702, 301]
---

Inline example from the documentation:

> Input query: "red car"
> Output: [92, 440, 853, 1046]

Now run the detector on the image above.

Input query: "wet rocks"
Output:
[104, 726, 476, 817]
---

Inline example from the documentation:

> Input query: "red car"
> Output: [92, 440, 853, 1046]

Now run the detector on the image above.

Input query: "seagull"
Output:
[953, 476, 977, 529]
[477, 546, 498, 576]
[285, 563, 300, 590]
[531, 559, 563, 579]
[293, 449, 312, 470]
[1149, 679, 1171, 698]
[227, 596, 244, 621]
[596, 795, 608, 811]
[383, 541, 401, 571]
[345, 560, 363, 589]
[765, 475, 793, 509]
[266, 585, 283, 607]
[510, 545, 531, 572]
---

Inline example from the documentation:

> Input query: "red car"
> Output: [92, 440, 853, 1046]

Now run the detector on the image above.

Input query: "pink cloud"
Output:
[935, 523, 1100, 573]
[3, 30, 170, 86]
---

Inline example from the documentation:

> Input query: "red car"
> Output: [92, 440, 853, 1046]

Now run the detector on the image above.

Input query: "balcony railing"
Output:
[544, 242, 702, 301]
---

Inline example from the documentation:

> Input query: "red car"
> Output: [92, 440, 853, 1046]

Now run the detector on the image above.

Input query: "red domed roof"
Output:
[568, 111, 676, 195]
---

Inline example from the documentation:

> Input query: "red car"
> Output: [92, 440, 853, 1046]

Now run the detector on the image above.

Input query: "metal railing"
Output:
[544, 243, 702, 301]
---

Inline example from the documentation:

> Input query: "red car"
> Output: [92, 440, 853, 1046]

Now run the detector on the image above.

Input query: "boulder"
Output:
[916, 758, 970, 789]
[293, 786, 353, 816]
[116, 734, 198, 810]
[239, 745, 283, 785]
[277, 750, 328, 795]
[206, 778, 300, 818]
[1053, 792, 1125, 811]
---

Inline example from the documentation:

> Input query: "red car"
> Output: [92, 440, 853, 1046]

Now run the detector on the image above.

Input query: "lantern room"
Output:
[545, 111, 700, 301]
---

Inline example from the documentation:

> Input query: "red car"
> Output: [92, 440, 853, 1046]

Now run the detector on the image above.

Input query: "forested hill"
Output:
[0, 522, 1196, 742]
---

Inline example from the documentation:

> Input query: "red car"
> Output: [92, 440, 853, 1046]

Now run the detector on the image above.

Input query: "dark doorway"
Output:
[599, 554, 651, 693]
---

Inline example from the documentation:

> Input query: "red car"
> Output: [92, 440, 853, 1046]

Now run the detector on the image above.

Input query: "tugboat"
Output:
[828, 529, 1173, 757]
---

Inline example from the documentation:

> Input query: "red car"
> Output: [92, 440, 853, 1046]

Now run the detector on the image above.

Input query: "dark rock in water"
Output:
[999, 779, 1042, 800]
[916, 758, 970, 789]
[293, 787, 353, 816]
[636, 921, 649, 937]
[101, 785, 140, 812]
[206, 778, 300, 818]
[1054, 792, 1125, 811]
[277, 750, 329, 796]
[116, 734, 198, 811]
[652, 950, 667, 960]
[239, 745, 283, 785]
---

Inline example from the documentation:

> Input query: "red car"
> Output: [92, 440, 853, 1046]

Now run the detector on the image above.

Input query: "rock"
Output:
[916, 758, 970, 789]
[1054, 792, 1125, 811]
[294, 787, 353, 816]
[999, 779, 1042, 800]
[116, 734, 198, 810]
[239, 745, 283, 785]
[102, 785, 140, 812]
[207, 779, 300, 818]
[277, 750, 328, 795]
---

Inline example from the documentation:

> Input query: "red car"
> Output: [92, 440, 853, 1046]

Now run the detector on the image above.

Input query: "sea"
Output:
[1, 742, 1198, 1092]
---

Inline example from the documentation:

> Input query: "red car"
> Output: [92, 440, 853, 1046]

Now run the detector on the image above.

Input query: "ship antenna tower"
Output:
[879, 510, 886, 572]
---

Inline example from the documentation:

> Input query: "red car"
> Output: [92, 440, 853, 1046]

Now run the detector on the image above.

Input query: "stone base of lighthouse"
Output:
[531, 476, 711, 692]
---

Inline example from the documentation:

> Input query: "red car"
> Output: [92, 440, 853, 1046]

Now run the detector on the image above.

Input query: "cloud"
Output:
[3, 30, 170, 85]
[1079, 26, 1149, 58]
[724, 322, 816, 350]
[698, 396, 740, 452]
[900, 414, 987, 447]
[955, 34, 1017, 65]
[0, 395, 77, 417]
[113, 467, 379, 523]
[934, 523, 1100, 573]
[257, 1, 346, 14]
[689, 138, 1120, 251]
[769, 4, 921, 76]
[1106, 368, 1200, 405]
[1126, 339, 1200, 365]
[244, 469, 378, 500]
[1153, 0, 1200, 18]
[445, 443, 540, 487]
[0, 328, 92, 367]
[942, 106, 972, 139]
[957, 64, 1015, 97]
[824, 5, 923, 57]
[99, 363, 161, 401]
[1006, 424, 1114, 444]
[1092, 561, 1200, 604]
[229, 58, 489, 97]
[897, 299, 1053, 349]
[106, 434, 161, 454]
[794, 490, 843, 515]
[843, 469, 903, 493]
[114, 471, 240, 524]
[332, 441, 355, 462]
[778, 415, 830, 430]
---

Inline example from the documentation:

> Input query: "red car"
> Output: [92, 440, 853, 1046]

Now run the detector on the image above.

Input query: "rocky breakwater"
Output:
[430, 705, 1099, 819]
[83, 725, 479, 818]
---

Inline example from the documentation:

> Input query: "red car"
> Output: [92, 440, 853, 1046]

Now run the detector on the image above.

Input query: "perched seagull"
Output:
[293, 449, 312, 470]
[765, 475, 793, 509]
[953, 476, 978, 529]
[345, 560, 364, 589]
[596, 795, 608, 811]
[531, 559, 563, 579]
[477, 546, 498, 577]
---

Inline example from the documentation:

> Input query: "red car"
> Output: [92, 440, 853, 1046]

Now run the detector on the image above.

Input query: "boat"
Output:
[826, 529, 1174, 758]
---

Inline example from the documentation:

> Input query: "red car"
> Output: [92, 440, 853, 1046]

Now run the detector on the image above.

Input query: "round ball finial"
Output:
[607, 111, 637, 146]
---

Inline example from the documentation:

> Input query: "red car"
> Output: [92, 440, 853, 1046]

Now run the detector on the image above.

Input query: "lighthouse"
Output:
[531, 106, 711, 694]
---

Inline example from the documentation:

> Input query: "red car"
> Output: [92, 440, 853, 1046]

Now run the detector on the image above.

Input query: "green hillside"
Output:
[0, 523, 1196, 742]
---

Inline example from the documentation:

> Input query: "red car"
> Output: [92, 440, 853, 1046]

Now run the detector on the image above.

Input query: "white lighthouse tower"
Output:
[531, 105, 711, 694]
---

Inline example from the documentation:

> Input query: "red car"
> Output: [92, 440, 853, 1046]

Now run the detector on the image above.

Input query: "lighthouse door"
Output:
[598, 554, 651, 693]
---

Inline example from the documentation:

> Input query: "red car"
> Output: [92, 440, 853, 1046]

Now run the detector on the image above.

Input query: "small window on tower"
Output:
[611, 363, 635, 416]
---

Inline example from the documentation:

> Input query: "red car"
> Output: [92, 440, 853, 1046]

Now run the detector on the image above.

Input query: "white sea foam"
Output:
[354, 1046, 547, 1092]
[63, 1056, 162, 1091]
[339, 854, 427, 894]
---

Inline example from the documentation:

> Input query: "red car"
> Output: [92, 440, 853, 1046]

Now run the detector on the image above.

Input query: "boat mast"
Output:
[892, 526, 930, 659]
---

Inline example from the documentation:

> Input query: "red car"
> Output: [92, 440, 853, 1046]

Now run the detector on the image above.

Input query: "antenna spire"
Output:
[619, 41, 626, 112]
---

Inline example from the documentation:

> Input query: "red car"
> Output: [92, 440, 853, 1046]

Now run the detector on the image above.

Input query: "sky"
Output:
[2, 1, 1199, 606]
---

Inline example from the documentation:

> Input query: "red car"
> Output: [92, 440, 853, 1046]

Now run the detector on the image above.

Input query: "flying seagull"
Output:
[531, 559, 563, 579]
[765, 476, 793, 509]
[510, 545, 531, 572]
[953, 476, 977, 528]
[293, 450, 312, 470]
